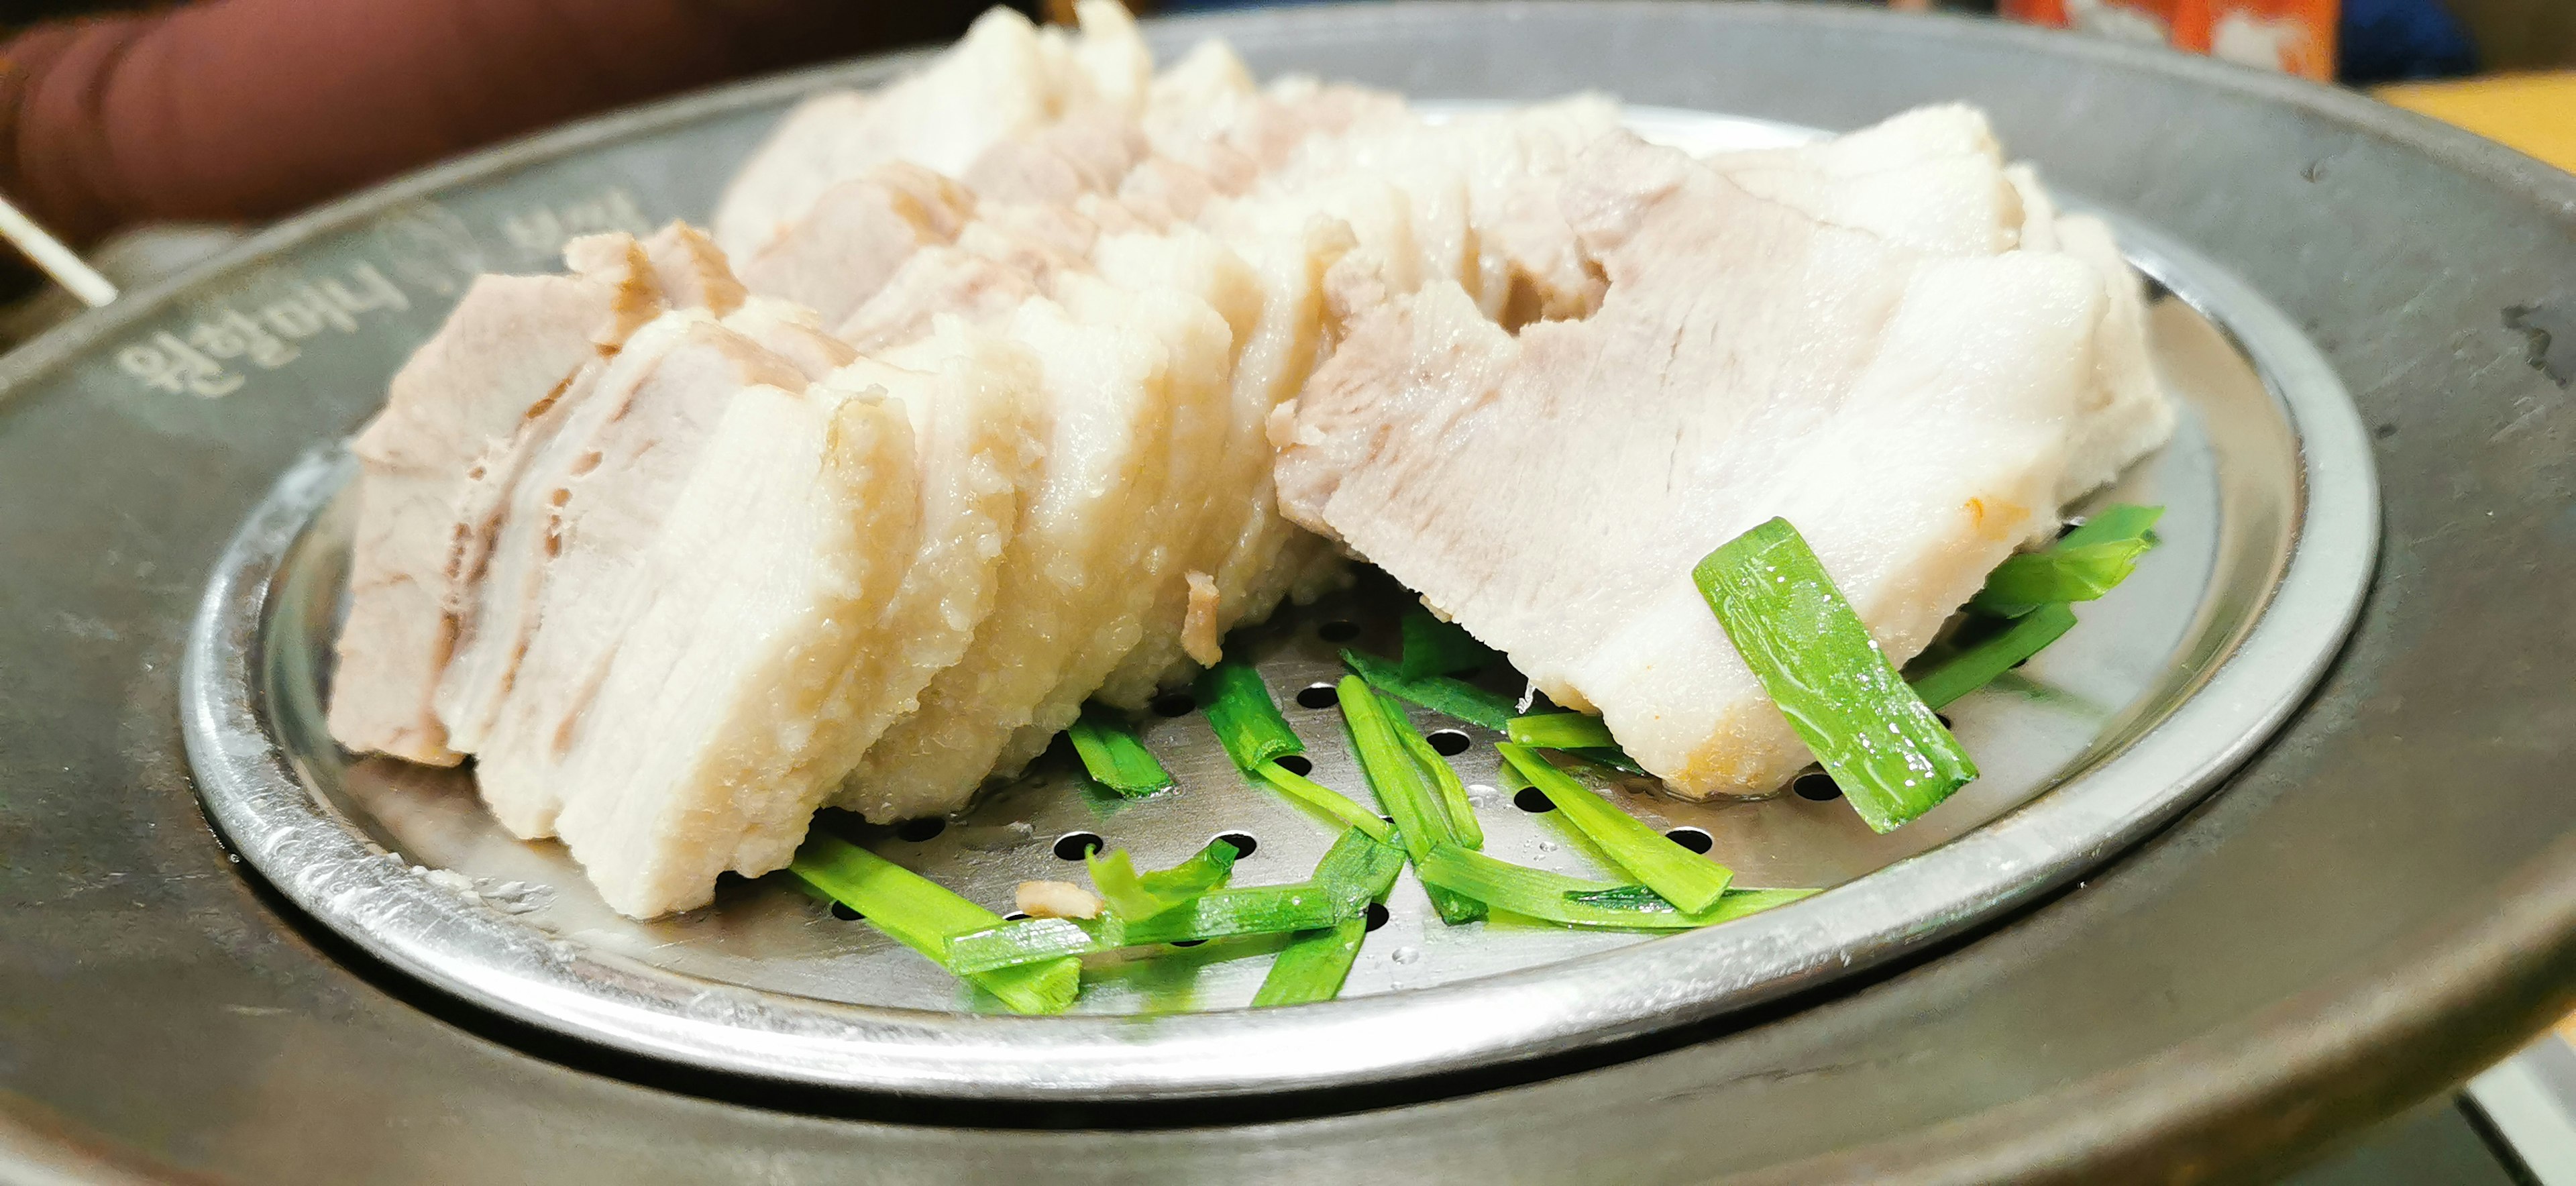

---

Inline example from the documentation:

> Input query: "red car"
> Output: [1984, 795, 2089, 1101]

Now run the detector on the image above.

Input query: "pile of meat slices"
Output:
[327, 2, 2172, 918]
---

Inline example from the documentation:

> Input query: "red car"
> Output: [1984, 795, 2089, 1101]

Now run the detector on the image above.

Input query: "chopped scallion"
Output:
[1195, 661, 1304, 771]
[1415, 845, 1812, 930]
[1340, 674, 1485, 924]
[1254, 828, 1408, 1007]
[1906, 603, 2080, 710]
[1250, 760, 1395, 843]
[945, 881, 1359, 974]
[1067, 705, 1175, 798]
[1391, 710, 1484, 850]
[1495, 743, 1732, 912]
[1399, 608, 1499, 680]
[1969, 504, 2165, 618]
[789, 833, 1077, 1015]
[1085, 838, 1240, 922]
[1693, 517, 1976, 834]
[1341, 648, 1516, 731]
[1507, 712, 1617, 750]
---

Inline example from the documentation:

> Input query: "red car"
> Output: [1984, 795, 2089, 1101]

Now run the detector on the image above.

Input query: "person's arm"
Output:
[0, 0, 998, 245]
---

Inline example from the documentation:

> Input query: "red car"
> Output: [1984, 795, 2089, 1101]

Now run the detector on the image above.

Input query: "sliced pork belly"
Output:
[1275, 133, 2134, 798]
[837, 280, 1222, 822]
[732, 163, 975, 328]
[712, 2, 1145, 261]
[466, 317, 819, 837]
[328, 235, 661, 765]
[544, 381, 922, 918]
[2004, 165, 2173, 501]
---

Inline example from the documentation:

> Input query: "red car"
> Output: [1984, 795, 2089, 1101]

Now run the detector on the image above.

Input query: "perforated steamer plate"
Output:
[179, 105, 2376, 1100]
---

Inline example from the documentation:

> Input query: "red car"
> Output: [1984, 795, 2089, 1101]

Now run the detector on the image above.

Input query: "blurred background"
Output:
[1, 0, 2571, 1179]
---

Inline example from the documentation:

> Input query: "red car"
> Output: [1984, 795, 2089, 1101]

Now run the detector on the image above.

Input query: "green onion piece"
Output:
[1250, 760, 1395, 843]
[1195, 661, 1304, 771]
[1254, 828, 1409, 1007]
[1969, 541, 2153, 617]
[1340, 675, 1485, 924]
[946, 881, 1364, 975]
[1564, 747, 1650, 777]
[1693, 517, 1977, 834]
[944, 916, 1098, 975]
[1969, 504, 2165, 618]
[1085, 838, 1240, 922]
[1121, 882, 1354, 946]
[1341, 648, 1517, 731]
[1907, 603, 2080, 710]
[790, 833, 1077, 1015]
[1391, 710, 1485, 850]
[1067, 705, 1175, 798]
[2060, 502, 2165, 549]
[1416, 845, 1813, 931]
[1495, 743, 1733, 912]
[1507, 712, 1617, 750]
[1399, 608, 1499, 680]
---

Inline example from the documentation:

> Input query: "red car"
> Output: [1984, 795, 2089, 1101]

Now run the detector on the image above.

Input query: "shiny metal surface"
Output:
[180, 97, 2367, 1095]
[7, 3, 2575, 1179]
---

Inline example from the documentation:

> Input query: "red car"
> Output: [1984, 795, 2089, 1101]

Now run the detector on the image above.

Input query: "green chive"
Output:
[1693, 517, 1976, 834]
[1495, 743, 1733, 912]
[1085, 838, 1240, 922]
[1969, 504, 2164, 618]
[1341, 648, 1517, 731]
[1564, 747, 1650, 777]
[1390, 709, 1485, 850]
[1250, 760, 1395, 843]
[945, 882, 1360, 974]
[1507, 712, 1616, 750]
[1196, 661, 1304, 771]
[1254, 828, 1409, 1007]
[1907, 603, 2080, 709]
[1415, 845, 1813, 931]
[788, 833, 1077, 1015]
[1066, 704, 1175, 798]
[1340, 675, 1485, 924]
[1399, 608, 1499, 680]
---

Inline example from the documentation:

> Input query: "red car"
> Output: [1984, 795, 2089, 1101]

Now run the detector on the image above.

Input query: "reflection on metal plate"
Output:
[180, 108, 2377, 1099]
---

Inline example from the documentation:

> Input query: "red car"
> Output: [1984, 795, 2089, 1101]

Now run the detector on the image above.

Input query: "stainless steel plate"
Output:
[180, 105, 2375, 1099]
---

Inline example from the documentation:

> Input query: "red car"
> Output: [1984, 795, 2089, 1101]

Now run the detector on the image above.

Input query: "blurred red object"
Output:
[0, 0, 991, 246]
[2002, 0, 2338, 79]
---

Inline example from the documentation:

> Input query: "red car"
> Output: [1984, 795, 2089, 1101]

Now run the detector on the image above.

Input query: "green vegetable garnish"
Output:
[1399, 608, 1499, 680]
[1196, 661, 1304, 771]
[1254, 828, 1409, 1007]
[1390, 708, 1484, 850]
[789, 833, 1077, 1015]
[1250, 760, 1395, 843]
[1495, 742, 1733, 912]
[1506, 712, 1616, 750]
[1067, 705, 1175, 798]
[1341, 648, 1517, 731]
[1415, 845, 1813, 930]
[1693, 517, 1976, 834]
[946, 882, 1362, 974]
[1969, 504, 2165, 618]
[1340, 675, 1485, 924]
[1085, 837, 1240, 922]
[1906, 603, 2080, 710]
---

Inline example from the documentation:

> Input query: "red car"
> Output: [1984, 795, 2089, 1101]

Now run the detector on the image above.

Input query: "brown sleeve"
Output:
[0, 0, 999, 245]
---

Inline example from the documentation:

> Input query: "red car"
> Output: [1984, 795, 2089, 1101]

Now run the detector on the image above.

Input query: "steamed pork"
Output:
[325, 7, 2172, 916]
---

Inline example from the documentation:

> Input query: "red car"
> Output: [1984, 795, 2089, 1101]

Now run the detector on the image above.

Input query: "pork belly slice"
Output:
[733, 163, 975, 329]
[1275, 133, 2125, 798]
[327, 234, 665, 765]
[837, 278, 1226, 822]
[466, 317, 819, 837]
[544, 381, 923, 918]
[429, 228, 769, 766]
[711, 2, 1145, 261]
